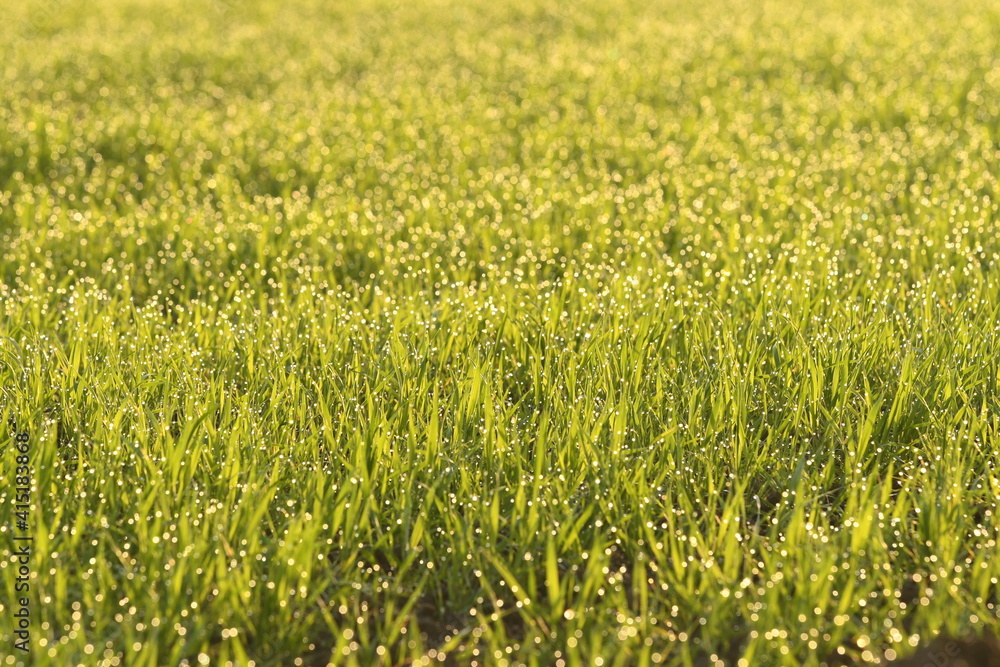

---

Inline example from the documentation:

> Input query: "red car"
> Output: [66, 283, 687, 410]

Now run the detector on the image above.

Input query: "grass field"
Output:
[2, 0, 1000, 665]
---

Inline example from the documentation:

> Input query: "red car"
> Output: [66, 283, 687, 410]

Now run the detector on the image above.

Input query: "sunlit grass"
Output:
[1, 0, 999, 665]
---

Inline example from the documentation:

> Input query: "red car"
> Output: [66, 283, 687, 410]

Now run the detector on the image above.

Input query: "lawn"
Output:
[1, 0, 999, 665]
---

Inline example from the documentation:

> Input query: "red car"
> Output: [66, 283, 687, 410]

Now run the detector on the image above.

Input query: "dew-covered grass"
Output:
[1, 0, 999, 665]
